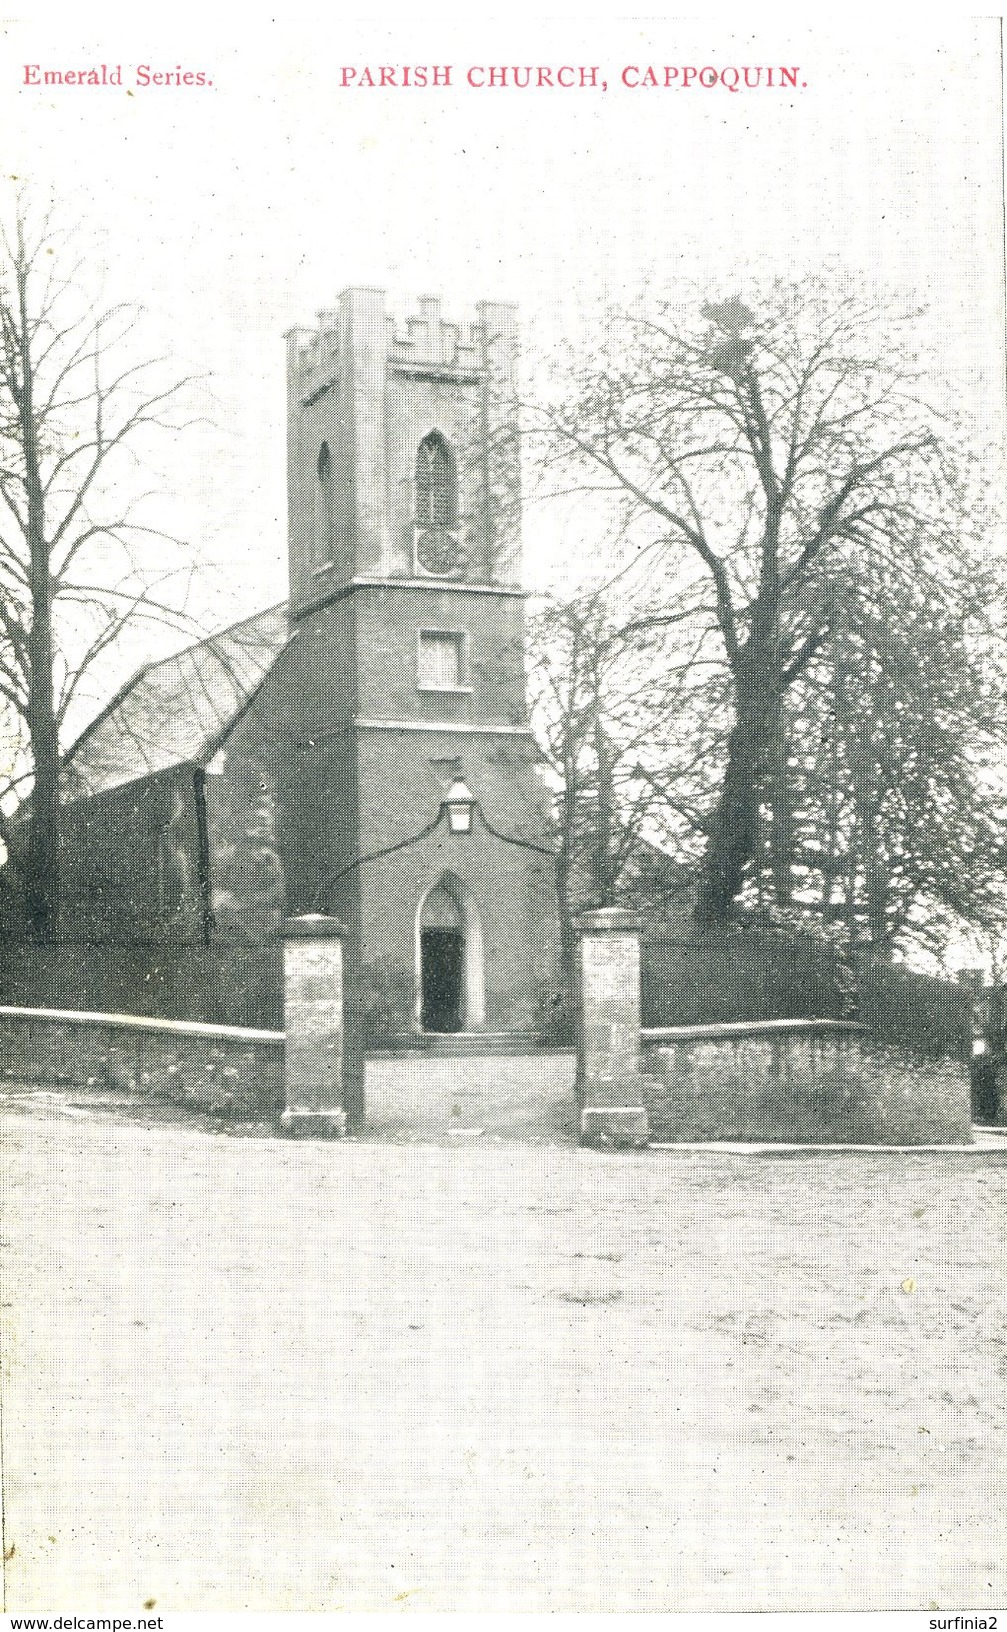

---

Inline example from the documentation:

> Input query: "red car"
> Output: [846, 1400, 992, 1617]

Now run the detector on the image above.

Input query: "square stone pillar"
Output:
[960, 966, 997, 1125]
[280, 915, 350, 1137]
[575, 908, 649, 1148]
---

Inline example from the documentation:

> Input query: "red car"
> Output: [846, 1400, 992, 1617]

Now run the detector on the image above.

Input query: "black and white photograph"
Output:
[0, 9, 1005, 1620]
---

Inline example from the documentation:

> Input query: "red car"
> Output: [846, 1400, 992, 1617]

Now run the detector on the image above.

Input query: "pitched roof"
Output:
[61, 604, 290, 802]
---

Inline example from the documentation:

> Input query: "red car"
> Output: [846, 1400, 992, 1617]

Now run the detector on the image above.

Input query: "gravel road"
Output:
[2, 1080, 1005, 1612]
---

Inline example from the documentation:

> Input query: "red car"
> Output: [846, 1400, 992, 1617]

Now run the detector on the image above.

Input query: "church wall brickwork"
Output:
[57, 765, 206, 945]
[351, 728, 558, 1038]
[351, 583, 527, 723]
[205, 691, 287, 946]
[268, 599, 360, 920]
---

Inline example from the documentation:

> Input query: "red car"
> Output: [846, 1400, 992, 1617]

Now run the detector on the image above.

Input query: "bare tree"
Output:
[0, 195, 199, 938]
[540, 281, 987, 926]
[528, 576, 718, 991]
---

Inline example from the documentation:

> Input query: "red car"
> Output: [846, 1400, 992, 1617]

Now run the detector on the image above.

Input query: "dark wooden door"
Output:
[421, 928, 464, 1032]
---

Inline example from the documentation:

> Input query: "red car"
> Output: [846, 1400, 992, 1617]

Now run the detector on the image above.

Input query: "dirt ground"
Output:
[1, 1061, 1006, 1613]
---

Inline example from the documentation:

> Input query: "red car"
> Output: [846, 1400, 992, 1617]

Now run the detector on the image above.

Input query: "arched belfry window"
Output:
[415, 432, 462, 576]
[416, 432, 457, 528]
[317, 440, 331, 482]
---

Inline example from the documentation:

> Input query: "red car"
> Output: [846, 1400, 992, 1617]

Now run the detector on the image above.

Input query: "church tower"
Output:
[279, 291, 559, 1047]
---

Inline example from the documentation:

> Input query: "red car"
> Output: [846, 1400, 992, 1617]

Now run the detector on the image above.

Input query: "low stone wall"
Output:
[0, 1005, 284, 1120]
[641, 1019, 972, 1145]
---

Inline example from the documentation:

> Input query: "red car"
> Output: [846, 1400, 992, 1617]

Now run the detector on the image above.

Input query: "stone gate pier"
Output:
[280, 914, 350, 1137]
[575, 908, 650, 1148]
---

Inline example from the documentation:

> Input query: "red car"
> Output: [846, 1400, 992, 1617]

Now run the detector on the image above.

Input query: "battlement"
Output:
[391, 294, 481, 372]
[287, 289, 517, 391]
[286, 285, 522, 606]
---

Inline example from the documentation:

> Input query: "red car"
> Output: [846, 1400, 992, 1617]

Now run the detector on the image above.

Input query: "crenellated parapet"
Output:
[286, 287, 522, 612]
[393, 294, 481, 376]
[287, 290, 518, 394]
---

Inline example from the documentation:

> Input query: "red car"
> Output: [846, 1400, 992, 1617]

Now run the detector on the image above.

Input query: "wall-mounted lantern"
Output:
[443, 777, 476, 835]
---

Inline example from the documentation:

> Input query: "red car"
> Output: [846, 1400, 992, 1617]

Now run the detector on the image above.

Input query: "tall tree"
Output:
[540, 281, 987, 926]
[528, 579, 717, 990]
[0, 196, 197, 938]
[784, 549, 1006, 955]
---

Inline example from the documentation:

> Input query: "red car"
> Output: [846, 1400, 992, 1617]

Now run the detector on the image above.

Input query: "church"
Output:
[51, 291, 561, 1045]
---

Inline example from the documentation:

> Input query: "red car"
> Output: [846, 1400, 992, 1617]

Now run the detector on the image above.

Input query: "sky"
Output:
[0, 9, 1003, 728]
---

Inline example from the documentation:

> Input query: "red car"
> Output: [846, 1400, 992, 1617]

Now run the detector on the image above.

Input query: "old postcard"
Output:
[0, 9, 1004, 1621]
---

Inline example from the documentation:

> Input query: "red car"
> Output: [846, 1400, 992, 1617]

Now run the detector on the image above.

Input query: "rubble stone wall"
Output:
[0, 1004, 283, 1120]
[642, 1019, 972, 1145]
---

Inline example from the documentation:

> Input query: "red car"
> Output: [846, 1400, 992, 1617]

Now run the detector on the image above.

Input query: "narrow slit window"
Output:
[315, 440, 334, 563]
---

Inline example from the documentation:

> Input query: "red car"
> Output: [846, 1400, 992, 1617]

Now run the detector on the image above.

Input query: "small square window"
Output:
[418, 630, 467, 690]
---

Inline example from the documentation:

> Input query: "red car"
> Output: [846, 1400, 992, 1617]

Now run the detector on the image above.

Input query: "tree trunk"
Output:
[695, 652, 782, 926]
[591, 712, 616, 906]
[25, 613, 58, 941]
[553, 769, 579, 1027]
[18, 260, 59, 941]
[695, 714, 760, 925]
[768, 703, 793, 906]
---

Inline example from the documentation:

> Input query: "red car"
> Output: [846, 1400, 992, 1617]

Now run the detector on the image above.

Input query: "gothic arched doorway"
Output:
[416, 875, 485, 1034]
